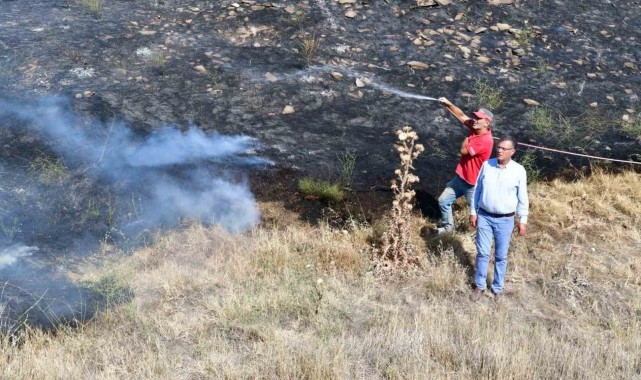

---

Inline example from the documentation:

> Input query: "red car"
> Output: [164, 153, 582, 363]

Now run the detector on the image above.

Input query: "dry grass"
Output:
[1, 170, 641, 378]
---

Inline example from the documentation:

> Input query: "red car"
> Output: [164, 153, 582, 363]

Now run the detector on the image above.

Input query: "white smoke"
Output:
[0, 245, 38, 270]
[0, 96, 265, 233]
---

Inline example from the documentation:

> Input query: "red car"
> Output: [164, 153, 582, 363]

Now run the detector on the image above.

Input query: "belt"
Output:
[480, 208, 515, 218]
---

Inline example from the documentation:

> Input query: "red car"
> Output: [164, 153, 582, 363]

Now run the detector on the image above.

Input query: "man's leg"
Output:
[464, 184, 476, 214]
[438, 176, 465, 232]
[490, 216, 515, 294]
[474, 213, 493, 290]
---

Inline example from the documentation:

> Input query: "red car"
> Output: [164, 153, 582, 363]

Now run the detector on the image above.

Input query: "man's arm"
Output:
[516, 167, 529, 236]
[439, 97, 473, 130]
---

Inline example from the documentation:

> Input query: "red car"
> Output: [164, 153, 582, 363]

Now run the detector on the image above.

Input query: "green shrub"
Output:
[621, 119, 641, 140]
[298, 177, 345, 202]
[79, 0, 102, 19]
[471, 79, 504, 110]
[527, 107, 555, 135]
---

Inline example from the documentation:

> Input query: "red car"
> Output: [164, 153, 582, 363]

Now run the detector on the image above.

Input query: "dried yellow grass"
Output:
[1, 170, 640, 379]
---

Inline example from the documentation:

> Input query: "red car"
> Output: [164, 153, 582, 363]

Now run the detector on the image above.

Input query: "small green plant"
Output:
[527, 107, 555, 135]
[85, 273, 132, 307]
[30, 156, 67, 185]
[621, 119, 641, 140]
[298, 177, 345, 203]
[289, 7, 306, 25]
[148, 51, 167, 74]
[518, 149, 543, 183]
[471, 79, 504, 110]
[376, 126, 425, 268]
[300, 34, 321, 65]
[337, 151, 357, 188]
[516, 26, 536, 48]
[79, 0, 102, 19]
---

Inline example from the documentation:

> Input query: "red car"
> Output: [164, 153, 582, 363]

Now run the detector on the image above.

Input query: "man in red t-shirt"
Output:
[435, 97, 494, 234]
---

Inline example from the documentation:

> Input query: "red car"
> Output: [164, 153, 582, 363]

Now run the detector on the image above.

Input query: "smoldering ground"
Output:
[0, 95, 267, 331]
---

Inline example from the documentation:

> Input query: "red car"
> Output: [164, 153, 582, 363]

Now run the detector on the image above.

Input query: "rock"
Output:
[284, 5, 295, 14]
[265, 72, 278, 82]
[436, 0, 452, 4]
[194, 65, 207, 73]
[416, 0, 437, 6]
[355, 78, 366, 87]
[622, 114, 630, 122]
[75, 93, 83, 99]
[488, 0, 513, 4]
[476, 56, 490, 63]
[407, 61, 429, 69]
[345, 10, 357, 18]
[83, 90, 94, 98]
[282, 105, 295, 114]
[139, 30, 157, 36]
[523, 99, 540, 106]
[496, 23, 511, 31]
[339, 0, 356, 3]
[444, 76, 454, 82]
[624, 89, 634, 94]
[330, 72, 344, 80]
[513, 48, 526, 56]
[606, 95, 615, 102]
[590, 102, 598, 107]
[459, 46, 471, 57]
[474, 27, 487, 34]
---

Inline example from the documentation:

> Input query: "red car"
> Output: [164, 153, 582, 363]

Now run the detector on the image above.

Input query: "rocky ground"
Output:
[2, 0, 640, 189]
[1, 0, 641, 328]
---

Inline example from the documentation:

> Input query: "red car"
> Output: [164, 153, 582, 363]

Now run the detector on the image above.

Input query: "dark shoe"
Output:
[469, 288, 484, 301]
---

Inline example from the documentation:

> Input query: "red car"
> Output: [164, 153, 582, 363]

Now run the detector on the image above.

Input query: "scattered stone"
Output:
[345, 10, 357, 18]
[74, 93, 82, 99]
[416, 0, 437, 6]
[488, 0, 513, 4]
[624, 89, 634, 94]
[444, 76, 454, 82]
[590, 102, 598, 107]
[496, 23, 511, 31]
[513, 48, 526, 56]
[474, 27, 487, 34]
[459, 46, 471, 58]
[139, 30, 157, 36]
[622, 114, 630, 122]
[355, 78, 366, 87]
[284, 5, 296, 14]
[339, 0, 356, 3]
[407, 61, 429, 69]
[83, 90, 94, 98]
[587, 73, 597, 78]
[185, 19, 193, 24]
[476, 56, 490, 63]
[265, 72, 278, 82]
[194, 65, 206, 73]
[624, 62, 637, 69]
[282, 105, 295, 114]
[330, 72, 344, 80]
[606, 95, 615, 102]
[523, 99, 540, 106]
[436, 0, 452, 4]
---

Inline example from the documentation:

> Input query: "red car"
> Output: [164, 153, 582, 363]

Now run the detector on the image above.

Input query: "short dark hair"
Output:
[498, 136, 517, 149]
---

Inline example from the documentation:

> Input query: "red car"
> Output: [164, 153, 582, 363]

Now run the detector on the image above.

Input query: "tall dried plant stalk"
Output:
[378, 126, 425, 267]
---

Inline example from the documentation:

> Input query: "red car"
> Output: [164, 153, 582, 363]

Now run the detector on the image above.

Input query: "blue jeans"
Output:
[474, 210, 515, 293]
[438, 175, 475, 231]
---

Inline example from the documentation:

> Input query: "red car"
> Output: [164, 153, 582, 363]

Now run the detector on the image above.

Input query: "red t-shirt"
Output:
[455, 128, 493, 185]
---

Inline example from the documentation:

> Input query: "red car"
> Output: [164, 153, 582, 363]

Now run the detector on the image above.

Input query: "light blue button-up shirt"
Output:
[471, 158, 529, 223]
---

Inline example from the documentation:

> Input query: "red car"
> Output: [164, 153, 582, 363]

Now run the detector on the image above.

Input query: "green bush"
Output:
[298, 177, 345, 203]
[471, 79, 504, 111]
[527, 107, 555, 135]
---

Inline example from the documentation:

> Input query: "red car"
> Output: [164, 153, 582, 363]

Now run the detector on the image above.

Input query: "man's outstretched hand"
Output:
[438, 97, 452, 106]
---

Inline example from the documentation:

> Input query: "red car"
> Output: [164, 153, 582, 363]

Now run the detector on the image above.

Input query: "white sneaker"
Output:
[436, 227, 453, 235]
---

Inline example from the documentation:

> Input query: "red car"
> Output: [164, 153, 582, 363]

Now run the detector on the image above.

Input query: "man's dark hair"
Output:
[498, 136, 517, 149]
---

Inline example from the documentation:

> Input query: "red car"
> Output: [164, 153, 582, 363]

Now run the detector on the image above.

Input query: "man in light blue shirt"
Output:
[470, 137, 529, 302]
